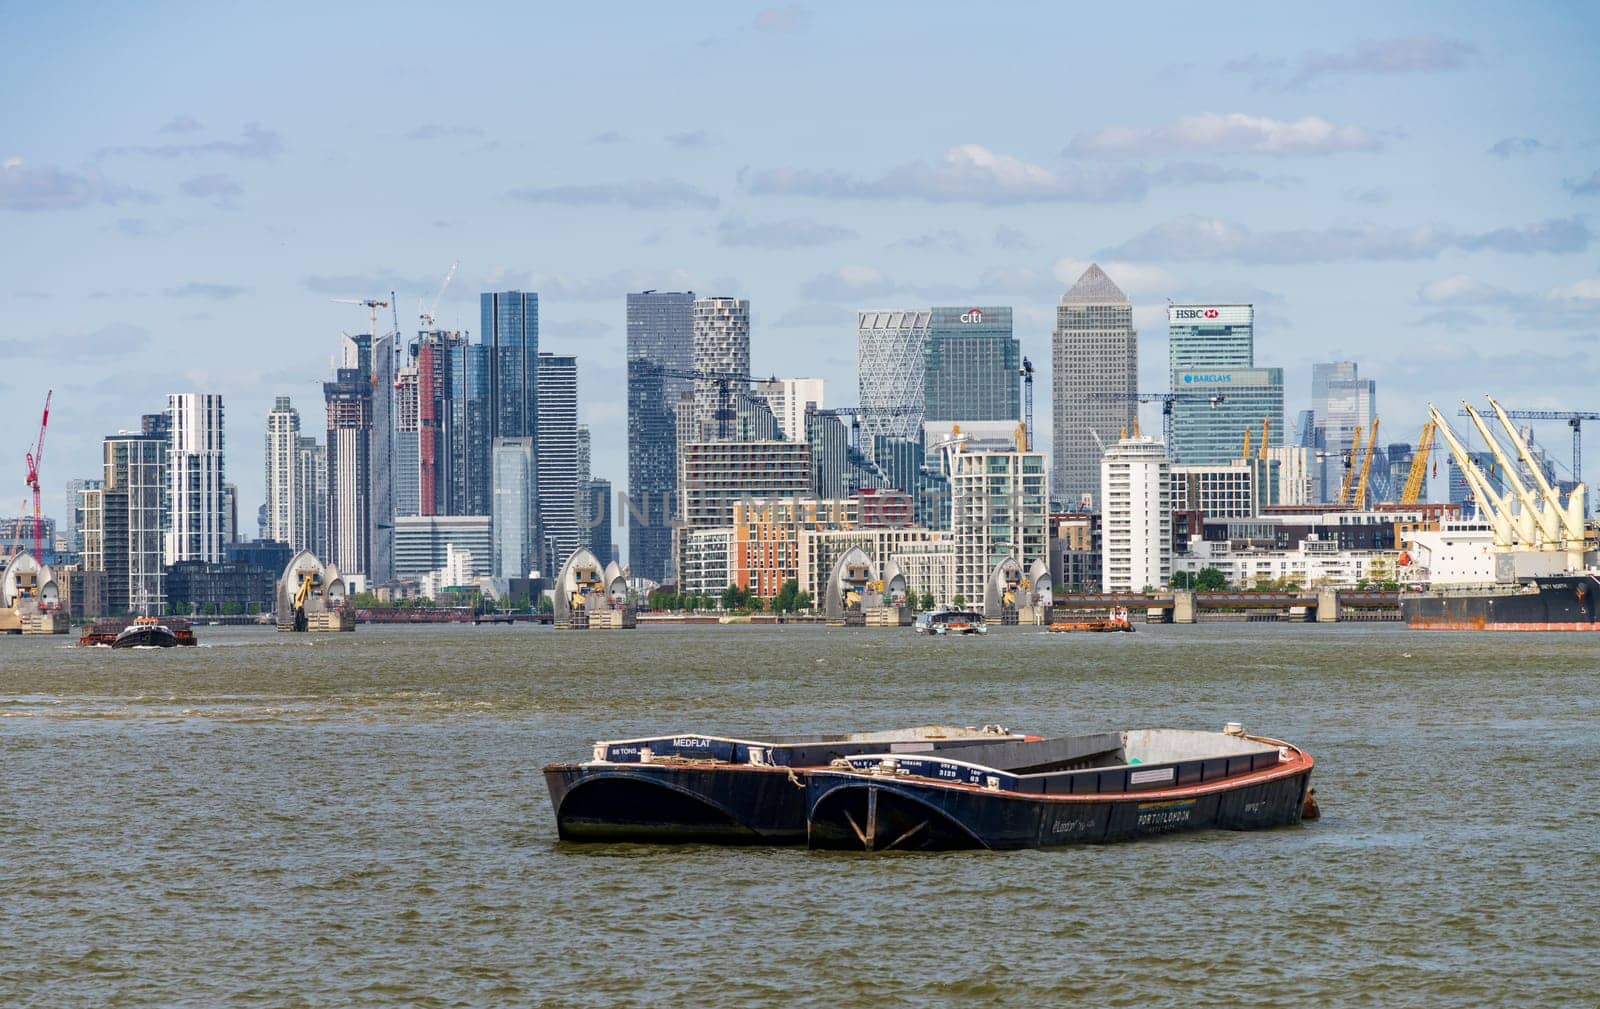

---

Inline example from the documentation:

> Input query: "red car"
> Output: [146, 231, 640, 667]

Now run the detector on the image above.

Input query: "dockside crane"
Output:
[1454, 406, 1600, 487]
[23, 389, 51, 561]
[1400, 420, 1436, 504]
[1353, 417, 1380, 509]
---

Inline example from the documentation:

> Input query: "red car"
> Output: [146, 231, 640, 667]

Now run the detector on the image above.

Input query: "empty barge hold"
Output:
[806, 726, 1314, 851]
[545, 725, 1029, 844]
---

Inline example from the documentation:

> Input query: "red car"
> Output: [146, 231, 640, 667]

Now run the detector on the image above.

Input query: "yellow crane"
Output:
[1353, 417, 1380, 509]
[1337, 425, 1362, 505]
[1400, 420, 1436, 504]
[1259, 418, 1270, 460]
[1242, 426, 1252, 460]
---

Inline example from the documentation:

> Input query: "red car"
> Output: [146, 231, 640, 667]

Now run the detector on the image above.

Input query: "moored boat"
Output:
[806, 725, 1314, 851]
[544, 724, 1028, 844]
[1402, 574, 1600, 631]
[914, 609, 987, 635]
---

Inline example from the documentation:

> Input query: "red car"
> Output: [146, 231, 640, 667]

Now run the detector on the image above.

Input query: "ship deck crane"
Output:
[23, 389, 51, 561]
[1455, 406, 1600, 487]
[1088, 391, 1227, 448]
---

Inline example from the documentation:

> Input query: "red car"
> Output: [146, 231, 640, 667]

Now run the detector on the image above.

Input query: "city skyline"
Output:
[6, 4, 1600, 555]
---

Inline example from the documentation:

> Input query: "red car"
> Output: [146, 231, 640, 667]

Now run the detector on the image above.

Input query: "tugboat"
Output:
[806, 724, 1315, 851]
[111, 615, 183, 648]
[914, 608, 988, 635]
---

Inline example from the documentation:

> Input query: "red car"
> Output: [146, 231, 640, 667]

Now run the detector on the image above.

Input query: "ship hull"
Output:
[1403, 574, 1600, 630]
[807, 758, 1312, 852]
[544, 764, 810, 844]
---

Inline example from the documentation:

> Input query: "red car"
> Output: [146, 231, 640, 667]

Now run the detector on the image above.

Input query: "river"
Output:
[3, 623, 1595, 1007]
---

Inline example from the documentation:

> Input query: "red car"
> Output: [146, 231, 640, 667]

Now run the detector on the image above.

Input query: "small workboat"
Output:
[806, 724, 1314, 851]
[914, 608, 987, 635]
[544, 724, 1030, 844]
[1049, 606, 1135, 633]
[110, 615, 185, 648]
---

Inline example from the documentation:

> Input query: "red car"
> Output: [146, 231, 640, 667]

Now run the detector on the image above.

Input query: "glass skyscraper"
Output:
[1053, 265, 1137, 511]
[491, 437, 534, 579]
[924, 306, 1019, 423]
[1167, 305, 1283, 465]
[536, 353, 580, 576]
[481, 291, 539, 444]
[626, 290, 695, 582]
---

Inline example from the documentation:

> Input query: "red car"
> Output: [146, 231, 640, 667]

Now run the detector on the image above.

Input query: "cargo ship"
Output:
[1402, 573, 1600, 631]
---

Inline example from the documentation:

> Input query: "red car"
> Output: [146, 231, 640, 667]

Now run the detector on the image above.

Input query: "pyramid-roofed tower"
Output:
[1059, 264, 1129, 305]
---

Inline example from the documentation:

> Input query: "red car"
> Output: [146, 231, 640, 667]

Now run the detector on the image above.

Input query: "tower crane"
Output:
[1337, 425, 1362, 505]
[1088, 391, 1227, 448]
[24, 389, 51, 561]
[420, 261, 459, 329]
[331, 297, 389, 344]
[1019, 357, 1035, 452]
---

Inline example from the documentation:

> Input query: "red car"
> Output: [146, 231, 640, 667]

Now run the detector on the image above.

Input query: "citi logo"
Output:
[960, 308, 984, 324]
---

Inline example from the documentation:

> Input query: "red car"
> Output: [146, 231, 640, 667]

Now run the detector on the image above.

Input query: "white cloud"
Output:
[1106, 216, 1590, 263]
[1, 157, 150, 211]
[800, 265, 897, 301]
[506, 179, 718, 209]
[1417, 274, 1511, 306]
[1067, 113, 1382, 158]
[1548, 277, 1600, 302]
[1051, 259, 1173, 295]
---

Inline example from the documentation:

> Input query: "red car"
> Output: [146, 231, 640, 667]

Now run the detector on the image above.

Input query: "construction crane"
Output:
[1089, 391, 1227, 448]
[1019, 357, 1035, 451]
[23, 389, 51, 561]
[806, 404, 923, 454]
[420, 261, 459, 329]
[1241, 425, 1252, 460]
[1353, 417, 1380, 509]
[1400, 420, 1436, 504]
[1337, 425, 1362, 505]
[1455, 406, 1600, 486]
[331, 297, 389, 345]
[641, 365, 766, 441]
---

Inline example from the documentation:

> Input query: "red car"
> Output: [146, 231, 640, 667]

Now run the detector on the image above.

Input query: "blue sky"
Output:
[5, 1, 1599, 542]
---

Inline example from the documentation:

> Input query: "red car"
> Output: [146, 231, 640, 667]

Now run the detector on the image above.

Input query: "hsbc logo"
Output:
[960, 308, 984, 324]
[1173, 307, 1222, 320]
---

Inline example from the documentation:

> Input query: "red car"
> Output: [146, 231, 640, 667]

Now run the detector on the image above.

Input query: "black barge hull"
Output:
[1403, 574, 1600, 630]
[807, 742, 1314, 851]
[544, 764, 809, 844]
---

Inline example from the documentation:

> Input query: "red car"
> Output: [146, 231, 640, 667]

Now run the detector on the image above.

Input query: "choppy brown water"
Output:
[3, 623, 1596, 1007]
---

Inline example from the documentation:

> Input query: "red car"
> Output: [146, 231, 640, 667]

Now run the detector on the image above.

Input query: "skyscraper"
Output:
[586, 477, 613, 566]
[324, 368, 372, 577]
[481, 291, 539, 443]
[1310, 361, 1375, 502]
[626, 290, 695, 582]
[446, 340, 490, 515]
[755, 377, 824, 442]
[393, 363, 420, 517]
[491, 437, 534, 579]
[165, 393, 226, 565]
[692, 296, 750, 440]
[949, 447, 1048, 605]
[294, 437, 327, 559]
[264, 397, 300, 545]
[85, 429, 168, 613]
[1167, 305, 1283, 464]
[924, 306, 1019, 423]
[858, 310, 930, 449]
[1100, 435, 1172, 592]
[536, 353, 579, 574]
[369, 332, 399, 584]
[1052, 265, 1137, 511]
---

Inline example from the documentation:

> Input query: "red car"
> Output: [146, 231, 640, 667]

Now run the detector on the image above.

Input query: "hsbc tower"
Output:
[1166, 304, 1283, 464]
[1168, 304, 1254, 372]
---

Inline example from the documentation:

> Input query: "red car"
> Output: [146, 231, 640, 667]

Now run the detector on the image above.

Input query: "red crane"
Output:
[24, 388, 51, 561]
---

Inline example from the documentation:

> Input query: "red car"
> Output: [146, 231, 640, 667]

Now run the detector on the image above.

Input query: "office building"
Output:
[413, 328, 466, 515]
[482, 291, 539, 443]
[293, 437, 327, 559]
[324, 367, 372, 577]
[858, 310, 930, 452]
[536, 353, 579, 574]
[264, 397, 300, 546]
[806, 409, 850, 499]
[949, 447, 1048, 605]
[1052, 265, 1137, 511]
[1173, 463, 1262, 519]
[1100, 436, 1172, 592]
[369, 332, 400, 584]
[1310, 361, 1375, 501]
[491, 438, 534, 579]
[1170, 368, 1284, 465]
[165, 393, 226, 565]
[1169, 304, 1254, 371]
[692, 296, 750, 440]
[925, 306, 1019, 423]
[626, 290, 695, 582]
[755, 377, 824, 443]
[64, 478, 99, 554]
[393, 515, 493, 581]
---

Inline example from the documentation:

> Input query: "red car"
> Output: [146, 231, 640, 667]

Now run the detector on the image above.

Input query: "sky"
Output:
[5, 1, 1599, 554]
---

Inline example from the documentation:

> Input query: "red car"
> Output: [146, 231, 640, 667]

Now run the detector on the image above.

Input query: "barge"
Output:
[1402, 574, 1600, 631]
[806, 725, 1313, 851]
[545, 725, 1027, 844]
[79, 617, 198, 647]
